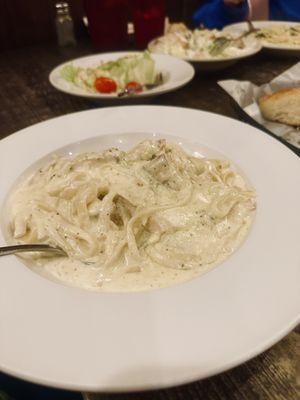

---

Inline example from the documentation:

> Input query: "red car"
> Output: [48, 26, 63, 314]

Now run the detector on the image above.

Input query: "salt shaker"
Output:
[55, 2, 76, 46]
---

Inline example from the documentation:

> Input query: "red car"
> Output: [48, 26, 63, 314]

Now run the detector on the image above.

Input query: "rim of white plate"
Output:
[0, 106, 299, 392]
[49, 52, 195, 99]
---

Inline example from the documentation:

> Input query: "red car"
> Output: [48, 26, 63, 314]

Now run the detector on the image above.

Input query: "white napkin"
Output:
[218, 62, 300, 149]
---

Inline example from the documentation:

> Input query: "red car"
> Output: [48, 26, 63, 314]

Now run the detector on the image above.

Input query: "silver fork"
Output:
[246, 19, 259, 34]
[210, 20, 258, 56]
[0, 244, 67, 257]
[118, 73, 164, 97]
[234, 20, 258, 41]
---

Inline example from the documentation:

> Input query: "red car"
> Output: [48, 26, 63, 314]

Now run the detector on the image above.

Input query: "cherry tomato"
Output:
[125, 81, 143, 93]
[94, 77, 117, 93]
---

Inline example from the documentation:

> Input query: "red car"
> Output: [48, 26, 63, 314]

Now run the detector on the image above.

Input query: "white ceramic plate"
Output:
[49, 52, 194, 100]
[0, 106, 299, 392]
[224, 21, 300, 56]
[148, 35, 261, 71]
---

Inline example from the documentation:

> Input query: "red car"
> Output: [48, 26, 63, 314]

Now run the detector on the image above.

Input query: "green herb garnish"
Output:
[208, 37, 230, 56]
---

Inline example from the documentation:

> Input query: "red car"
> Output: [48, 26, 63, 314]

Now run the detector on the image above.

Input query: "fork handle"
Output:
[0, 244, 65, 256]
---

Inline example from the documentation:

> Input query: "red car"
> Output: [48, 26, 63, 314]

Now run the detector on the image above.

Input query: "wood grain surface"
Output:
[0, 41, 299, 400]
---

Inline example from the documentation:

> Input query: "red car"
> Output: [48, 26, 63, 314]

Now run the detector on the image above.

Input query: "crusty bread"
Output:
[259, 87, 300, 126]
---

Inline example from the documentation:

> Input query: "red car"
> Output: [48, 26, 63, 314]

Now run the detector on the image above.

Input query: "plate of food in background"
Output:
[49, 51, 194, 100]
[224, 21, 300, 57]
[148, 23, 262, 71]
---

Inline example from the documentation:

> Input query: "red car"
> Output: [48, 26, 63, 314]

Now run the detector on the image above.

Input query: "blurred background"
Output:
[0, 0, 201, 51]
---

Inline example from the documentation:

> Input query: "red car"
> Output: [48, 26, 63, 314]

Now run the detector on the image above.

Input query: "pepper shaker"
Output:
[55, 1, 76, 46]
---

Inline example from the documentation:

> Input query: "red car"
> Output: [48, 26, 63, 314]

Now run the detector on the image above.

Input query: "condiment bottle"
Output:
[55, 2, 76, 46]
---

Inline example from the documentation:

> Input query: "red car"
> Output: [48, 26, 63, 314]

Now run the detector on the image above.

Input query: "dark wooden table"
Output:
[0, 41, 299, 400]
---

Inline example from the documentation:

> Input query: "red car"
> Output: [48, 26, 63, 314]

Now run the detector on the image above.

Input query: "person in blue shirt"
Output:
[193, 0, 300, 29]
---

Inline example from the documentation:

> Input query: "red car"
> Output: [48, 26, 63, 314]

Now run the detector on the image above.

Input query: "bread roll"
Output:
[259, 87, 300, 126]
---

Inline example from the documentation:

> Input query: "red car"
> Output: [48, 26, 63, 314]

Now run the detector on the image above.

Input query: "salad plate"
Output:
[0, 106, 299, 392]
[49, 52, 194, 100]
[224, 21, 300, 57]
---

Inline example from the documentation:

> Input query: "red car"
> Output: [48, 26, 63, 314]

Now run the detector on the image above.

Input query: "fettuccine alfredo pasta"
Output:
[8, 140, 255, 291]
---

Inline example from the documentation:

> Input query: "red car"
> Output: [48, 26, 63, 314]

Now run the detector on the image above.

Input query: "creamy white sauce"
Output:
[7, 140, 256, 292]
[257, 25, 300, 46]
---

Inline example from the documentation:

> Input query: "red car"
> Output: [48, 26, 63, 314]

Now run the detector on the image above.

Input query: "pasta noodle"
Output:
[257, 25, 300, 46]
[8, 140, 256, 291]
